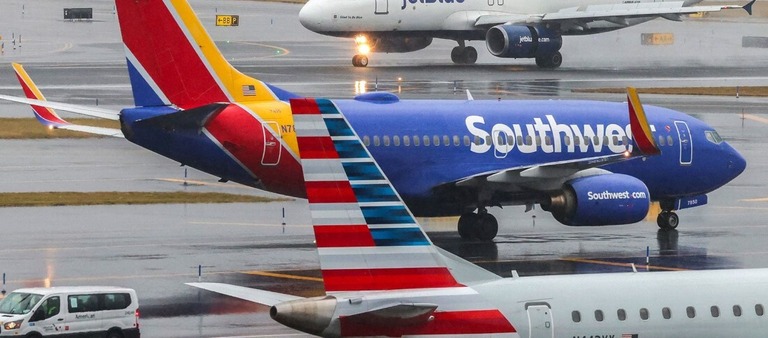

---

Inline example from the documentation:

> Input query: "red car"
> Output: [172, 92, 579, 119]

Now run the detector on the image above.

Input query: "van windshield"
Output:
[0, 292, 44, 315]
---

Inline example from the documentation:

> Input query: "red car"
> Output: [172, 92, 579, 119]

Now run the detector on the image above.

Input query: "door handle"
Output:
[58, 318, 64, 321]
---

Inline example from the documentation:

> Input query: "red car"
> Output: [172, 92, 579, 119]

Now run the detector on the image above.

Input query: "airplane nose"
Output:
[299, 1, 322, 31]
[728, 146, 747, 178]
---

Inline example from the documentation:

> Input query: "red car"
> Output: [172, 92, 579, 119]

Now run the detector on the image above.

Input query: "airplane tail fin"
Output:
[627, 87, 661, 156]
[115, 0, 297, 109]
[291, 98, 465, 293]
[13, 63, 69, 128]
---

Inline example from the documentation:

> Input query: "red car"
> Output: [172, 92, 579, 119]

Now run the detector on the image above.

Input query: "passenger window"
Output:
[617, 309, 626, 321]
[545, 136, 552, 146]
[525, 135, 533, 146]
[612, 136, 618, 145]
[485, 135, 492, 146]
[474, 135, 482, 145]
[536, 136, 542, 146]
[572, 310, 581, 323]
[622, 136, 629, 145]
[373, 136, 381, 147]
[403, 136, 410, 146]
[687, 306, 696, 318]
[103, 293, 130, 310]
[594, 309, 604, 322]
[756, 304, 764, 316]
[363, 136, 370, 147]
[453, 135, 460, 146]
[662, 307, 671, 319]
[733, 305, 742, 317]
[393, 136, 400, 147]
[593, 136, 599, 145]
[38, 296, 60, 320]
[423, 136, 430, 146]
[443, 135, 450, 146]
[463, 135, 470, 146]
[602, 136, 608, 145]
[383, 136, 390, 147]
[507, 134, 514, 146]
[517, 135, 524, 145]
[564, 135, 571, 146]
[413, 135, 420, 146]
[711, 306, 720, 317]
[434, 135, 440, 146]
[68, 295, 98, 313]
[658, 135, 665, 146]
[640, 308, 649, 320]
[667, 135, 674, 146]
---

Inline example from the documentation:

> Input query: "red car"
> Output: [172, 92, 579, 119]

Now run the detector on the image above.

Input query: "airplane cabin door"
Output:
[526, 303, 553, 338]
[375, 0, 388, 14]
[261, 122, 282, 166]
[674, 121, 692, 165]
[493, 130, 511, 158]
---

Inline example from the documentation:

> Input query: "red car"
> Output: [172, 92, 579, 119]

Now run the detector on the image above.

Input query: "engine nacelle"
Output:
[486, 25, 562, 58]
[548, 174, 650, 226]
[374, 36, 433, 53]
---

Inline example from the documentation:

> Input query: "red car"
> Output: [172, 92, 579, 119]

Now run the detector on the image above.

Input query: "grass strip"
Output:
[572, 86, 768, 97]
[0, 118, 121, 139]
[0, 192, 289, 207]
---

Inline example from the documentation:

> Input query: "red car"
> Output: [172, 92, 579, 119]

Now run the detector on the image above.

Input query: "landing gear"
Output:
[352, 54, 369, 67]
[450, 46, 477, 65]
[657, 211, 679, 230]
[457, 209, 498, 241]
[535, 51, 562, 69]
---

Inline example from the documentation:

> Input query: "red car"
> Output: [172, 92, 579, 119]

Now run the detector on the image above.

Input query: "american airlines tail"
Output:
[116, 0, 295, 108]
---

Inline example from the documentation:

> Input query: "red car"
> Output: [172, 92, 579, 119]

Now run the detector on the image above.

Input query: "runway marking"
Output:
[742, 113, 768, 125]
[228, 41, 290, 60]
[560, 257, 689, 271]
[190, 221, 311, 228]
[740, 197, 768, 202]
[243, 270, 323, 282]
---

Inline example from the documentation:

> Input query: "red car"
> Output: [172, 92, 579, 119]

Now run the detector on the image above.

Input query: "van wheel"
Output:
[106, 330, 123, 338]
[25, 333, 42, 338]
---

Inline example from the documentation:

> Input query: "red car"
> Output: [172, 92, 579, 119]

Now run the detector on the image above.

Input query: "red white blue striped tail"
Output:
[292, 98, 462, 293]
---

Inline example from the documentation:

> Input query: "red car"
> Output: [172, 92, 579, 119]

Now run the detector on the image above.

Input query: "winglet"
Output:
[627, 87, 660, 156]
[743, 0, 755, 15]
[12, 63, 70, 128]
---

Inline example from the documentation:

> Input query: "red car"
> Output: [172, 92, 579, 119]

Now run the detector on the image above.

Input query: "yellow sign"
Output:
[641, 33, 674, 46]
[216, 15, 239, 27]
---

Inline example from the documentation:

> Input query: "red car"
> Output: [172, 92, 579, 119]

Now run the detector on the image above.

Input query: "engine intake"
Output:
[486, 25, 562, 58]
[548, 174, 651, 226]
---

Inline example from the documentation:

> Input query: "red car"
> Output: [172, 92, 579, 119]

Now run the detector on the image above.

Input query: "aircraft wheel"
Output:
[535, 51, 562, 69]
[451, 47, 463, 64]
[475, 213, 498, 241]
[657, 211, 679, 230]
[352, 54, 368, 67]
[458, 212, 478, 239]
[463, 47, 478, 65]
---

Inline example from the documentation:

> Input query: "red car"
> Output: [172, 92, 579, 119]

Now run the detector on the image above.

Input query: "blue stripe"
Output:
[370, 227, 430, 246]
[317, 99, 339, 115]
[343, 162, 385, 181]
[361, 206, 416, 225]
[333, 140, 368, 159]
[352, 184, 399, 203]
[126, 59, 166, 107]
[324, 118, 355, 137]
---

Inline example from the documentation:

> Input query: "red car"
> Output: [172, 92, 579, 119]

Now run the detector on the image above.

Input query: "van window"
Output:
[69, 295, 99, 313]
[40, 296, 60, 319]
[0, 292, 43, 315]
[103, 293, 131, 310]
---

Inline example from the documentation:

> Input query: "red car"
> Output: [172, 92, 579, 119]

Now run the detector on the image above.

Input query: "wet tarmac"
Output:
[1, 0, 768, 336]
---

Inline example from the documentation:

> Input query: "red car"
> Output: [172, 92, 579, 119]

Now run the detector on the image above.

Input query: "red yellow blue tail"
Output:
[13, 63, 69, 127]
[627, 87, 661, 156]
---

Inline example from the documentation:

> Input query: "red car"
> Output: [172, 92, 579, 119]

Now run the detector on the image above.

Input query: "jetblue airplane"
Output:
[0, 0, 745, 240]
[299, 0, 755, 67]
[188, 96, 768, 337]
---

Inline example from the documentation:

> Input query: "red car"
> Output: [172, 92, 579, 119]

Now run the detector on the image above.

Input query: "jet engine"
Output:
[547, 174, 651, 226]
[485, 25, 562, 59]
[374, 36, 433, 53]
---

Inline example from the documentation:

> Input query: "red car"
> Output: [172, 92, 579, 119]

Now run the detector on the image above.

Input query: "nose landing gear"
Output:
[657, 210, 679, 230]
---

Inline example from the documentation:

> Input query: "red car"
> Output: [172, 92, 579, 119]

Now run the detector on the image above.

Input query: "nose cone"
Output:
[726, 144, 747, 181]
[299, 0, 324, 32]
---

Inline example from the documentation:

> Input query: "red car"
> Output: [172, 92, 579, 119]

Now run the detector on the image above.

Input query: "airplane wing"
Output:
[458, 87, 660, 189]
[1, 63, 123, 138]
[186, 282, 303, 306]
[475, 0, 754, 29]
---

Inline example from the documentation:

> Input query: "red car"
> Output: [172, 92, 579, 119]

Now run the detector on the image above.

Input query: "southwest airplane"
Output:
[188, 96, 768, 337]
[298, 0, 755, 67]
[0, 0, 745, 241]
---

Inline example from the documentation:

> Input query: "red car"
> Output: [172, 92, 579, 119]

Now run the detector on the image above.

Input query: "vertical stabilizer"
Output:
[115, 0, 287, 108]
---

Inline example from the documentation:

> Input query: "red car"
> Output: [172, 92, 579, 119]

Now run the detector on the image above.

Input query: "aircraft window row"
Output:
[363, 135, 473, 147]
[572, 303, 765, 323]
[658, 135, 675, 147]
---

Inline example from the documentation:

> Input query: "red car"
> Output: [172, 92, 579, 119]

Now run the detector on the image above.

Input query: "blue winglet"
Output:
[744, 0, 755, 15]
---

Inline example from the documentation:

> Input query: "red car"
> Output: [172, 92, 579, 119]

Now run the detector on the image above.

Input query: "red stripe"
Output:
[297, 136, 338, 159]
[116, 0, 228, 108]
[340, 309, 516, 335]
[289, 98, 320, 115]
[314, 225, 375, 247]
[15, 73, 67, 125]
[322, 267, 460, 292]
[305, 181, 357, 204]
[628, 98, 660, 155]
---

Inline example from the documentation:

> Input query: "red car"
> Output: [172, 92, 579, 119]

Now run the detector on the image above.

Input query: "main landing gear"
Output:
[451, 40, 477, 65]
[657, 210, 679, 230]
[352, 54, 369, 67]
[458, 208, 498, 241]
[535, 51, 563, 69]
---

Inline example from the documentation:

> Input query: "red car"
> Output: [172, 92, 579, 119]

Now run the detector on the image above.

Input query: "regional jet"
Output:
[298, 0, 755, 67]
[188, 95, 768, 337]
[0, 0, 745, 240]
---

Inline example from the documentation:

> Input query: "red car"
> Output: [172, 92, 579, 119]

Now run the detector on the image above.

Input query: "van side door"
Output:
[65, 294, 102, 335]
[28, 296, 64, 335]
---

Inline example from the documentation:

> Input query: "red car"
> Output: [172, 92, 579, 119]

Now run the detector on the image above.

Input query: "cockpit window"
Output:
[705, 131, 723, 144]
[0, 292, 44, 315]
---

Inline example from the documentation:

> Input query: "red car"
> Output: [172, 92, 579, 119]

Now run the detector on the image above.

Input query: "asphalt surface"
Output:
[1, 0, 768, 336]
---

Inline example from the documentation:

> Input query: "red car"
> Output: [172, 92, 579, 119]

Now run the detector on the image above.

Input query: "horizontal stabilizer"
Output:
[344, 303, 438, 327]
[0, 95, 119, 121]
[136, 103, 229, 130]
[186, 282, 303, 306]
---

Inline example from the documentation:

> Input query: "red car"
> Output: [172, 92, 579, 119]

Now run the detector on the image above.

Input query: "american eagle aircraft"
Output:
[187, 94, 768, 337]
[0, 0, 745, 240]
[298, 0, 755, 67]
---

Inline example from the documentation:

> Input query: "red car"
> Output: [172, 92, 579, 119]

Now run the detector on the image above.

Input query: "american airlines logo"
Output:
[401, 0, 464, 10]
[466, 115, 638, 155]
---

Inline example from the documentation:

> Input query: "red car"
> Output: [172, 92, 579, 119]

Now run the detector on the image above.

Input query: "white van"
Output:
[0, 286, 139, 338]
